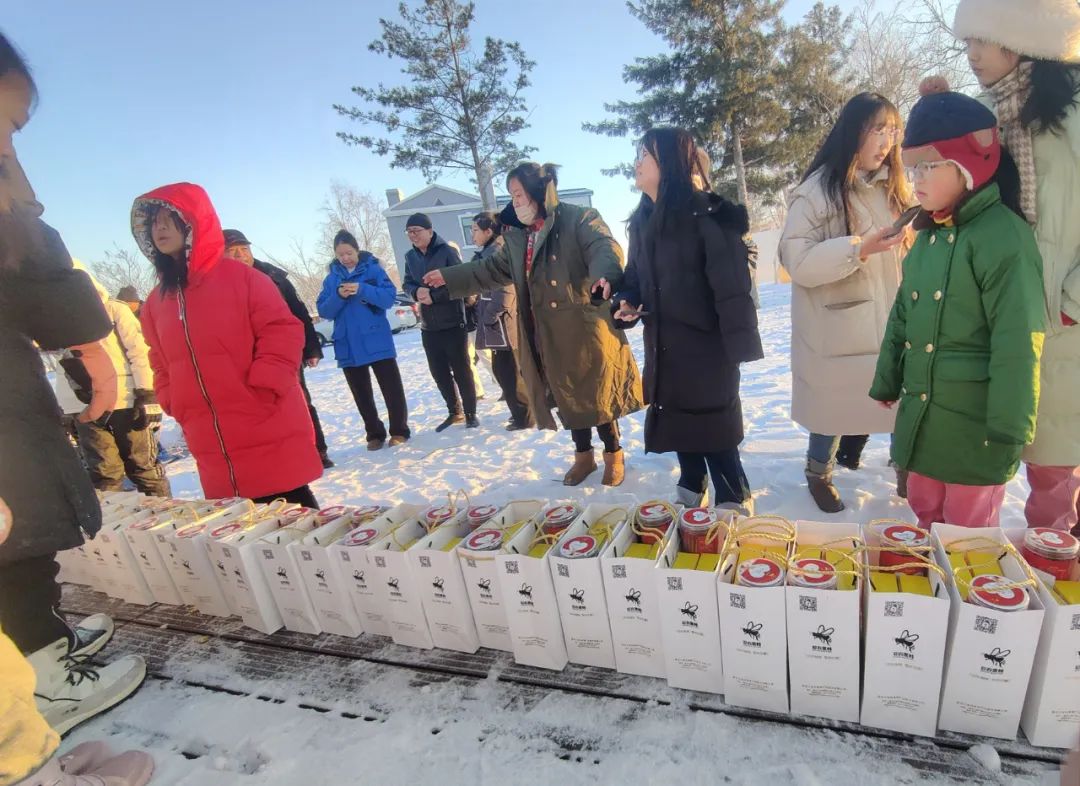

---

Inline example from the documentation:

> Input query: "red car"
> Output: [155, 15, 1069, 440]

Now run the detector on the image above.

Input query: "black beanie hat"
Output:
[405, 213, 433, 230]
[903, 81, 997, 149]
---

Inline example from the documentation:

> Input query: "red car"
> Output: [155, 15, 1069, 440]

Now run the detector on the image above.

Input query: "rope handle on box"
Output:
[631, 500, 677, 545]
[720, 515, 797, 568]
[861, 518, 948, 579]
[584, 507, 629, 550]
[786, 536, 869, 581]
[450, 502, 549, 561]
[941, 535, 1039, 595]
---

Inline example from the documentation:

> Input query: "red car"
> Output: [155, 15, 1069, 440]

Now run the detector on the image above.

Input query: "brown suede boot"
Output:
[563, 450, 597, 486]
[602, 450, 625, 487]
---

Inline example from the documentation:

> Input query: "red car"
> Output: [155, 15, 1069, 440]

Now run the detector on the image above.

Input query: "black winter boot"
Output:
[805, 458, 845, 513]
[835, 435, 869, 471]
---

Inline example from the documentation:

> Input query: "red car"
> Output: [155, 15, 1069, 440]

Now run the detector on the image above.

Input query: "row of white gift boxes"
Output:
[60, 491, 1080, 749]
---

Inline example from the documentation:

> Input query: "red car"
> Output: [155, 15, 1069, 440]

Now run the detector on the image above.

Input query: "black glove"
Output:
[131, 388, 162, 431]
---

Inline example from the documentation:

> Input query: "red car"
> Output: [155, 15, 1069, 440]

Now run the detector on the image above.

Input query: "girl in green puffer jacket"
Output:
[869, 83, 1046, 528]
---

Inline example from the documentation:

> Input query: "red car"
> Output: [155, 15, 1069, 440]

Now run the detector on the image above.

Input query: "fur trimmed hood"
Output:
[954, 0, 1080, 63]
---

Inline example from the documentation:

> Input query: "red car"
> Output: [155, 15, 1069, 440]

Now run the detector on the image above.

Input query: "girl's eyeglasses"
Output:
[869, 126, 902, 143]
[904, 160, 954, 182]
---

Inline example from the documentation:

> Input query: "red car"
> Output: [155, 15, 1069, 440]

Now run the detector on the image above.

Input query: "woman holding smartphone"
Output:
[779, 92, 914, 513]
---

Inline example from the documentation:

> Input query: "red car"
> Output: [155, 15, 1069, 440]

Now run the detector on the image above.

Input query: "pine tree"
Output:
[334, 0, 536, 209]
[584, 0, 789, 210]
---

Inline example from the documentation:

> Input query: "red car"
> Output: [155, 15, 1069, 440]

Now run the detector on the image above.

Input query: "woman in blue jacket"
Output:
[317, 230, 411, 450]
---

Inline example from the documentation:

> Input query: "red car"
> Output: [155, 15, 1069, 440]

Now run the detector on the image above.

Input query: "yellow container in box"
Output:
[1050, 581, 1080, 605]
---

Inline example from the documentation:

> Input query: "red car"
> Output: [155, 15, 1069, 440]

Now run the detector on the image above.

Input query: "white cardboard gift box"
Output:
[717, 521, 791, 712]
[656, 528, 725, 695]
[96, 510, 158, 606]
[122, 514, 184, 606]
[327, 503, 422, 637]
[548, 504, 632, 670]
[456, 500, 544, 652]
[256, 518, 324, 636]
[495, 509, 570, 671]
[1017, 533, 1080, 749]
[934, 523, 1045, 740]
[366, 516, 435, 649]
[207, 513, 295, 635]
[157, 519, 233, 617]
[859, 522, 951, 738]
[291, 512, 375, 638]
[785, 520, 862, 723]
[408, 510, 481, 653]
[601, 503, 678, 679]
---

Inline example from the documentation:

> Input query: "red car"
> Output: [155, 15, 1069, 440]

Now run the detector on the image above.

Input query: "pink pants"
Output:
[906, 472, 1006, 529]
[1024, 463, 1080, 532]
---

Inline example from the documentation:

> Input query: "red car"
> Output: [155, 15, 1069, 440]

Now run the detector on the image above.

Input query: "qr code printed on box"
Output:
[667, 576, 683, 591]
[557, 564, 569, 577]
[466, 558, 476, 568]
[261, 549, 273, 559]
[730, 593, 746, 609]
[799, 595, 817, 612]
[419, 556, 431, 568]
[612, 565, 627, 579]
[975, 615, 998, 635]
[505, 560, 519, 575]
[1070, 613, 1080, 631]
[375, 556, 386, 568]
[341, 552, 351, 563]
[301, 552, 313, 562]
[884, 601, 904, 618]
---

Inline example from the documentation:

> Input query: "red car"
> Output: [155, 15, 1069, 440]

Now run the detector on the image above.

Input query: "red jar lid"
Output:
[882, 524, 929, 549]
[128, 516, 159, 531]
[468, 504, 500, 522]
[424, 505, 455, 524]
[1024, 528, 1079, 559]
[342, 527, 380, 547]
[464, 528, 505, 552]
[737, 557, 785, 588]
[176, 523, 207, 539]
[559, 534, 599, 559]
[210, 522, 245, 539]
[790, 558, 837, 588]
[214, 497, 246, 508]
[283, 507, 313, 521]
[639, 503, 674, 525]
[969, 575, 1030, 612]
[680, 507, 717, 533]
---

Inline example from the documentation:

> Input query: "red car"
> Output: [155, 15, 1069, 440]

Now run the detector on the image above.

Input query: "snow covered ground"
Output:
[70, 283, 1057, 785]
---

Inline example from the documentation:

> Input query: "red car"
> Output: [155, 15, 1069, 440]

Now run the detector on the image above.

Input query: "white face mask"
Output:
[514, 201, 538, 225]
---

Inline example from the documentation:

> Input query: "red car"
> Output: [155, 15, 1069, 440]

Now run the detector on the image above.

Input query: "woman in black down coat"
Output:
[614, 127, 764, 510]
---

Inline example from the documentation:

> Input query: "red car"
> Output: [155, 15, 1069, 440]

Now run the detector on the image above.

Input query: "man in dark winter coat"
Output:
[402, 213, 479, 432]
[116, 284, 143, 318]
[224, 229, 333, 468]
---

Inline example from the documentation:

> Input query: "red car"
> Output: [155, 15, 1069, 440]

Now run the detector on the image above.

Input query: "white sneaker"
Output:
[28, 639, 146, 736]
[70, 615, 114, 659]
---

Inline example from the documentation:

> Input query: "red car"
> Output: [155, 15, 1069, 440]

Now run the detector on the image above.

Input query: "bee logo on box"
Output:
[742, 621, 763, 646]
[570, 587, 585, 610]
[387, 576, 402, 597]
[139, 551, 150, 565]
[625, 588, 642, 612]
[893, 629, 919, 660]
[811, 624, 835, 652]
[680, 602, 699, 628]
[518, 583, 534, 606]
[477, 578, 493, 599]
[314, 568, 327, 586]
[276, 566, 290, 585]
[432, 577, 447, 599]
[352, 569, 366, 587]
[981, 647, 1010, 674]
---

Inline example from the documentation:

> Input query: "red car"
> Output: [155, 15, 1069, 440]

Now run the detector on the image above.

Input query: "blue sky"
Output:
[6, 0, 851, 278]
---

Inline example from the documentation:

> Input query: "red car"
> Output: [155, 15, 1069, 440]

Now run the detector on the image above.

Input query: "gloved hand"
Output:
[131, 388, 162, 431]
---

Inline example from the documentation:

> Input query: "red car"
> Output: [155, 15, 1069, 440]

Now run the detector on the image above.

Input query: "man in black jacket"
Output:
[223, 230, 333, 468]
[402, 213, 478, 432]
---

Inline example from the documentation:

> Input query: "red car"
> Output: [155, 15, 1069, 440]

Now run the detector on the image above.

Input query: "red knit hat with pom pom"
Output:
[903, 77, 1001, 191]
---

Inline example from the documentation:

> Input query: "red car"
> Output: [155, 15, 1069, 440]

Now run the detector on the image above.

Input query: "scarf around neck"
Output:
[988, 61, 1037, 225]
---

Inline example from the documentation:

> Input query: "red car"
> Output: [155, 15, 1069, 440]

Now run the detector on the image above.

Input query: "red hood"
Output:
[130, 182, 225, 282]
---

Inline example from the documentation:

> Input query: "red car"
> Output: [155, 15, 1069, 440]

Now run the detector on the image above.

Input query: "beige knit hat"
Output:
[954, 0, 1080, 63]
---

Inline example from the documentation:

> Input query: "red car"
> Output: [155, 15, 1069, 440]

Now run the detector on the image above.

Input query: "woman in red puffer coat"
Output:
[131, 182, 322, 506]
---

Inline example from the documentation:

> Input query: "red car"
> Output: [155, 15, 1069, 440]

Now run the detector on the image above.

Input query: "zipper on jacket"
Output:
[178, 289, 240, 496]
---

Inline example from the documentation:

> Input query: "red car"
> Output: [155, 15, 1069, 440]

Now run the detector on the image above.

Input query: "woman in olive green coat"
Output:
[424, 163, 643, 486]
[869, 85, 1045, 528]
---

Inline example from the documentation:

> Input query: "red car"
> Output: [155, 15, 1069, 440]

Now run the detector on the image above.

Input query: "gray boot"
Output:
[675, 484, 708, 508]
[805, 459, 845, 514]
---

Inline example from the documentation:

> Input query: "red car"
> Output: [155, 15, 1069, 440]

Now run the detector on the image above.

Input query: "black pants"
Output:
[491, 350, 531, 426]
[571, 421, 621, 453]
[299, 367, 327, 454]
[421, 326, 477, 417]
[75, 408, 171, 497]
[342, 359, 411, 441]
[677, 449, 751, 505]
[253, 485, 319, 509]
[0, 553, 73, 654]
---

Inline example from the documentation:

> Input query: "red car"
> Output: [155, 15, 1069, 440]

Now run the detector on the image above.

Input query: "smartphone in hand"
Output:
[882, 206, 921, 239]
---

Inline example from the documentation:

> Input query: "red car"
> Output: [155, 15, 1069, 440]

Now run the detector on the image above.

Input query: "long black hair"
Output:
[333, 229, 360, 252]
[472, 211, 501, 245]
[628, 127, 700, 233]
[1021, 59, 1080, 135]
[801, 92, 910, 232]
[505, 162, 558, 219]
[149, 205, 189, 293]
[0, 31, 37, 105]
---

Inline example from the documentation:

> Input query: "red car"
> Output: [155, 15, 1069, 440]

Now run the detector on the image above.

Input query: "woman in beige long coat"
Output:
[779, 92, 913, 513]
